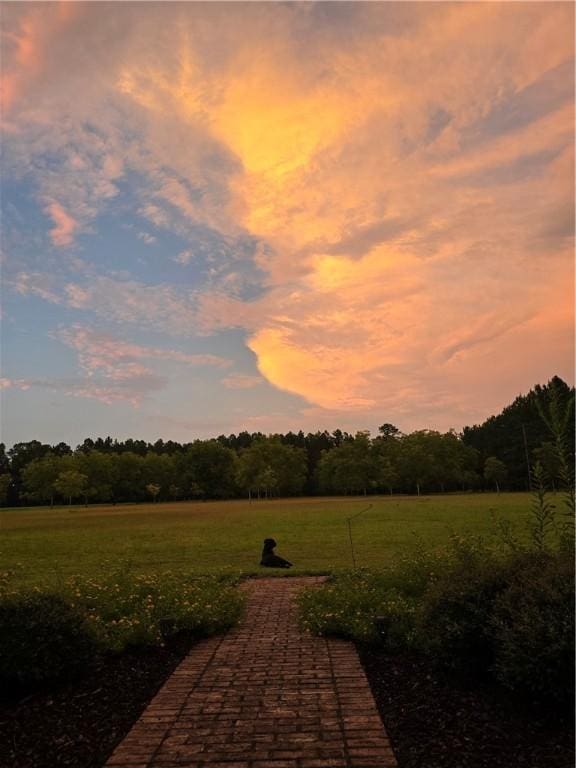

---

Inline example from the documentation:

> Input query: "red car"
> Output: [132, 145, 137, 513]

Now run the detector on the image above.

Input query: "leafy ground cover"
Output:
[2, 493, 533, 587]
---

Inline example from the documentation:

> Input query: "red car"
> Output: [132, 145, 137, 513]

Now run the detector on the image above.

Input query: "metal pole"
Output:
[347, 518, 357, 569]
[521, 423, 532, 490]
[346, 504, 372, 569]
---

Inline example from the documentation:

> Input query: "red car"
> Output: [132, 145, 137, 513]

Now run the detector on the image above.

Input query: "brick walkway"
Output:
[105, 577, 397, 768]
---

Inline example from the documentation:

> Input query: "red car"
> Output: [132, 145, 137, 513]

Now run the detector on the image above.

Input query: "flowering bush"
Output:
[58, 572, 244, 652]
[298, 570, 418, 646]
[0, 571, 245, 686]
[297, 540, 462, 646]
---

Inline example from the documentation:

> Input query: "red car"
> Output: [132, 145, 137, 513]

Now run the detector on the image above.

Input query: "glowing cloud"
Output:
[2, 2, 574, 434]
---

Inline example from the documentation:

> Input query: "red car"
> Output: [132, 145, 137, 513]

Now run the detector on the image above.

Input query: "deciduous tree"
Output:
[0, 474, 11, 505]
[54, 470, 88, 505]
[21, 455, 61, 506]
[484, 456, 508, 494]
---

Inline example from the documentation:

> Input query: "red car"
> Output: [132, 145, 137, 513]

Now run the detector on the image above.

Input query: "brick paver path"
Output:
[105, 577, 397, 768]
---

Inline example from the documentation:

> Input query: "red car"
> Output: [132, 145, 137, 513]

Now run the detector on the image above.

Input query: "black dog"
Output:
[260, 538, 293, 568]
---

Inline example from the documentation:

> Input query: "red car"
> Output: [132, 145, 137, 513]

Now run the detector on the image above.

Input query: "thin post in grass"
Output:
[346, 504, 373, 570]
[521, 423, 532, 490]
[347, 518, 356, 569]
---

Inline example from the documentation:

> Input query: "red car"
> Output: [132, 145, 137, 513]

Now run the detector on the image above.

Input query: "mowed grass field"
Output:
[1, 493, 535, 589]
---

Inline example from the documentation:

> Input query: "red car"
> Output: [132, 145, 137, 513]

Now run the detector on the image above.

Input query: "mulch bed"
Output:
[360, 646, 575, 768]
[2, 637, 573, 768]
[0, 634, 194, 768]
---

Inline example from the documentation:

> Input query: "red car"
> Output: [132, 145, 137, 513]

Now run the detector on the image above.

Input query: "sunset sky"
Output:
[1, 1, 574, 447]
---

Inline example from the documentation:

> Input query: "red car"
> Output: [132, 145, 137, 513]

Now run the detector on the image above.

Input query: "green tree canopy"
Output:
[318, 432, 381, 495]
[484, 456, 508, 493]
[176, 441, 238, 499]
[21, 455, 61, 506]
[0, 474, 11, 505]
[236, 439, 307, 498]
[54, 470, 88, 505]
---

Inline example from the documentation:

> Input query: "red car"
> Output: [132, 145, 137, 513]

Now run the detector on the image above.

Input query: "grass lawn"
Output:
[1, 493, 535, 589]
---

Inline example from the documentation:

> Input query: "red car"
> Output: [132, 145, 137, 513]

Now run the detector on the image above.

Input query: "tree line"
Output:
[1, 376, 572, 506]
[462, 376, 574, 491]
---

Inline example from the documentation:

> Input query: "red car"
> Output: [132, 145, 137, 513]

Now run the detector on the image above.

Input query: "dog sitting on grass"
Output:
[260, 538, 293, 568]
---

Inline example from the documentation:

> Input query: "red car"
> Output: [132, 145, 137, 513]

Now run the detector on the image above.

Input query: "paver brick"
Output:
[105, 578, 397, 768]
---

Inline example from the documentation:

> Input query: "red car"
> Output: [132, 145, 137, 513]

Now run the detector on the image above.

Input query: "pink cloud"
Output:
[64, 378, 161, 407]
[44, 201, 79, 247]
[0, 375, 161, 407]
[63, 278, 199, 334]
[137, 231, 157, 245]
[54, 325, 231, 382]
[221, 373, 263, 390]
[64, 283, 91, 307]
[0, 326, 233, 410]
[174, 249, 194, 265]
[0, 377, 31, 391]
[9, 271, 63, 304]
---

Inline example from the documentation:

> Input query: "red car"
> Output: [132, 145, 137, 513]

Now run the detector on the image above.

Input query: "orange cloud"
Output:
[2, 3, 574, 429]
[1, 3, 82, 115]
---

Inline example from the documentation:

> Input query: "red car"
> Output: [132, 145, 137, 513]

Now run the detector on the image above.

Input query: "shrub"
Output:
[375, 540, 451, 598]
[0, 593, 98, 687]
[371, 589, 418, 649]
[63, 572, 245, 653]
[0, 572, 245, 692]
[417, 536, 514, 672]
[490, 551, 574, 705]
[298, 572, 379, 643]
[404, 544, 575, 709]
[415, 544, 510, 672]
[298, 570, 418, 646]
[299, 535, 574, 711]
